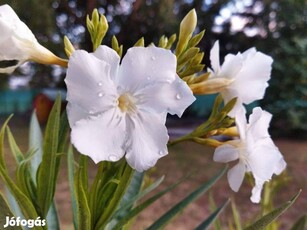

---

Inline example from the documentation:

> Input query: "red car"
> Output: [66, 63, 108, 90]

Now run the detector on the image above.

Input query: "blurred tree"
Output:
[1, 0, 306, 134]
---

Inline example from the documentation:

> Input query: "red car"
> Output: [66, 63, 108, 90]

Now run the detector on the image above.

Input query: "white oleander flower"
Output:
[208, 41, 273, 117]
[213, 107, 286, 203]
[0, 4, 66, 73]
[65, 45, 195, 172]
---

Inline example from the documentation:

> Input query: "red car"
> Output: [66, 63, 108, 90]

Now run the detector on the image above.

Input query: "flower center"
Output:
[118, 93, 137, 113]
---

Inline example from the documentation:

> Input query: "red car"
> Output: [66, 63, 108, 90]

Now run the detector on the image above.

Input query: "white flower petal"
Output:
[247, 138, 285, 181]
[219, 53, 243, 79]
[93, 45, 120, 80]
[66, 102, 89, 126]
[231, 51, 273, 104]
[125, 111, 169, 172]
[71, 108, 126, 163]
[227, 161, 246, 192]
[248, 107, 272, 138]
[274, 157, 287, 175]
[234, 106, 247, 139]
[213, 142, 240, 163]
[65, 50, 118, 115]
[135, 76, 195, 117]
[251, 179, 265, 203]
[118, 46, 176, 92]
[210, 41, 220, 73]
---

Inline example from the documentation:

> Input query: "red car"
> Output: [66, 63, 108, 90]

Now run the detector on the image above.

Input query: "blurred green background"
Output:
[0, 0, 306, 136]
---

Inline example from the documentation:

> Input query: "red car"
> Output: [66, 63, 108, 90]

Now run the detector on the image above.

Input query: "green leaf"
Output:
[95, 162, 134, 229]
[75, 166, 91, 230]
[146, 167, 227, 230]
[114, 175, 164, 216]
[6, 126, 24, 163]
[68, 145, 78, 230]
[0, 115, 13, 170]
[230, 198, 242, 230]
[29, 111, 43, 183]
[5, 187, 24, 220]
[244, 190, 301, 230]
[290, 214, 307, 230]
[0, 166, 42, 229]
[37, 95, 61, 217]
[0, 192, 22, 230]
[46, 202, 60, 230]
[105, 172, 145, 229]
[195, 199, 230, 230]
[112, 173, 195, 229]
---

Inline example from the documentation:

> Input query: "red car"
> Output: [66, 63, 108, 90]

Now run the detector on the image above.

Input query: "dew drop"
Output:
[98, 82, 103, 86]
[108, 155, 118, 161]
[176, 93, 181, 100]
[159, 150, 165, 156]
[98, 92, 104, 97]
[89, 110, 94, 114]
[151, 56, 156, 61]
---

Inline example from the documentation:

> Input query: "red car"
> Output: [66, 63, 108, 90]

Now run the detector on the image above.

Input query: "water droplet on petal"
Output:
[98, 82, 103, 86]
[176, 93, 181, 100]
[98, 92, 104, 97]
[108, 155, 118, 162]
[89, 110, 94, 114]
[166, 79, 172, 84]
[159, 150, 165, 156]
[115, 99, 119, 105]
[151, 56, 156, 61]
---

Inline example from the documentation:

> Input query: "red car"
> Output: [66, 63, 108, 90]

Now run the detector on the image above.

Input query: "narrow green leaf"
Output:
[114, 175, 164, 216]
[290, 214, 307, 230]
[6, 127, 24, 163]
[112, 173, 193, 229]
[244, 190, 301, 230]
[29, 111, 43, 182]
[68, 145, 78, 230]
[95, 163, 134, 229]
[75, 167, 91, 230]
[0, 192, 22, 230]
[37, 95, 61, 217]
[15, 151, 37, 204]
[46, 202, 60, 230]
[0, 166, 42, 229]
[0, 115, 13, 170]
[231, 198, 242, 230]
[195, 199, 230, 230]
[105, 172, 145, 229]
[146, 167, 227, 230]
[5, 187, 24, 220]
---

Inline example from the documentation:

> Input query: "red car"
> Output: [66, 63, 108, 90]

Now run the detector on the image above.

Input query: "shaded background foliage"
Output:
[0, 0, 306, 135]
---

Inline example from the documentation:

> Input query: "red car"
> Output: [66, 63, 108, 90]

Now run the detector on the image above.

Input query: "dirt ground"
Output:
[1, 117, 307, 230]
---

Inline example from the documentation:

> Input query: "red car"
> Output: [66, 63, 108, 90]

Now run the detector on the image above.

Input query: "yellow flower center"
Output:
[118, 93, 137, 113]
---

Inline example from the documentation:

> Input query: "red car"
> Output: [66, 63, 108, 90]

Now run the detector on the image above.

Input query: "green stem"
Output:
[168, 135, 191, 147]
